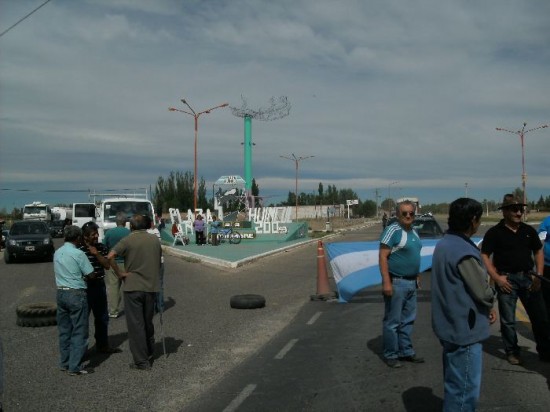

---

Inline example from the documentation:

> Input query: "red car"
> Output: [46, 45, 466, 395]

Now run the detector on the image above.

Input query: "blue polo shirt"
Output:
[54, 242, 94, 289]
[380, 222, 422, 277]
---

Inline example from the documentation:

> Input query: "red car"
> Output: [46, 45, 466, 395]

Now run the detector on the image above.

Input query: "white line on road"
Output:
[222, 384, 257, 412]
[274, 338, 299, 360]
[306, 311, 322, 325]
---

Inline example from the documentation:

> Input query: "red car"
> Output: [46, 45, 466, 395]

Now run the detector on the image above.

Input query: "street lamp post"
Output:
[280, 154, 314, 221]
[169, 99, 228, 216]
[496, 122, 548, 211]
[387, 181, 399, 212]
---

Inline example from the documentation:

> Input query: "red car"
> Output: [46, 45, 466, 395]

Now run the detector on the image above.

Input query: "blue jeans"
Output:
[87, 280, 110, 349]
[497, 272, 550, 356]
[441, 341, 482, 412]
[57, 289, 89, 373]
[383, 277, 417, 359]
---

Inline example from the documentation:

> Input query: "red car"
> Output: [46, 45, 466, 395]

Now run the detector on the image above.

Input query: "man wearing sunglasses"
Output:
[481, 194, 550, 365]
[379, 200, 424, 368]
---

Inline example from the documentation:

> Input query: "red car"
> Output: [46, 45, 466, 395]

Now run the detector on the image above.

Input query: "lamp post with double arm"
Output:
[169, 99, 228, 216]
[280, 154, 314, 221]
[496, 122, 548, 211]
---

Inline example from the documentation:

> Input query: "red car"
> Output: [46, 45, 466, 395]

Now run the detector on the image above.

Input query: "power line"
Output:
[0, 0, 52, 39]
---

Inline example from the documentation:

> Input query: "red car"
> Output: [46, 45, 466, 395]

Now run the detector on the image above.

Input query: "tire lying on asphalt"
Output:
[230, 294, 266, 309]
[16, 302, 57, 327]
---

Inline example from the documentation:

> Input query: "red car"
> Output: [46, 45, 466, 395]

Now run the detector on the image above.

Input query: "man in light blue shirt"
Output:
[539, 215, 550, 319]
[379, 200, 424, 368]
[54, 225, 94, 376]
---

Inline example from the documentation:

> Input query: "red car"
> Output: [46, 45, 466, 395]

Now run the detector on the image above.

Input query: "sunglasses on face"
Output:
[507, 206, 524, 214]
[401, 211, 415, 217]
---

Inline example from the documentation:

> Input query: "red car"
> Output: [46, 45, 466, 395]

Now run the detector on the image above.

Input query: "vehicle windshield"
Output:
[10, 222, 49, 235]
[74, 204, 96, 218]
[103, 201, 153, 223]
[412, 219, 444, 237]
[23, 206, 48, 214]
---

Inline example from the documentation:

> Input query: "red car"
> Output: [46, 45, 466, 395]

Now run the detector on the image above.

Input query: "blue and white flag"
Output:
[326, 237, 483, 303]
[325, 239, 438, 303]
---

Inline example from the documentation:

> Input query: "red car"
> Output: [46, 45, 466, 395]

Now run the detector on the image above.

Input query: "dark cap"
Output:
[498, 194, 526, 210]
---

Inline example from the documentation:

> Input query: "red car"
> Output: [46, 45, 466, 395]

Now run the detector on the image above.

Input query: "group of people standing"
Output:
[54, 213, 162, 375]
[379, 194, 550, 410]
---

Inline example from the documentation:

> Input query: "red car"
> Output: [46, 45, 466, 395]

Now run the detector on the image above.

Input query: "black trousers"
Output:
[124, 291, 156, 367]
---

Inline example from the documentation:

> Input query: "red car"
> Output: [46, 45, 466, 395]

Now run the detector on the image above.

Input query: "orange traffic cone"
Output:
[310, 240, 336, 301]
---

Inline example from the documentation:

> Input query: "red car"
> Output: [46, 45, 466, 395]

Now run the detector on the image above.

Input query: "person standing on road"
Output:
[481, 194, 550, 365]
[193, 214, 206, 245]
[382, 212, 388, 229]
[104, 213, 130, 319]
[142, 214, 165, 314]
[432, 198, 497, 410]
[80, 222, 122, 354]
[107, 214, 162, 371]
[379, 200, 424, 368]
[538, 214, 550, 317]
[54, 225, 95, 376]
[210, 215, 221, 246]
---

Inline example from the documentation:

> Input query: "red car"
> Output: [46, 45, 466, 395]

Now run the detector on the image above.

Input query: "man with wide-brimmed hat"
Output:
[481, 194, 550, 365]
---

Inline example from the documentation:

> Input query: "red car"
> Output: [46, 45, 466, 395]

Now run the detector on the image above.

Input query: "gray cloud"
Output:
[1, 0, 549, 210]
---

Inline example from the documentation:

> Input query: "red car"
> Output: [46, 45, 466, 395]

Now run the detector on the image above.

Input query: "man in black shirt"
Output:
[481, 194, 550, 365]
[80, 222, 122, 354]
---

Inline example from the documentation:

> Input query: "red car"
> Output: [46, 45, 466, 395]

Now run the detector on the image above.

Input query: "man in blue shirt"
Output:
[432, 198, 496, 411]
[54, 225, 94, 376]
[538, 214, 550, 321]
[379, 200, 424, 368]
[104, 213, 130, 318]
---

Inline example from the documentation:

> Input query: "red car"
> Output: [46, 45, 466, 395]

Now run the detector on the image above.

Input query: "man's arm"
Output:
[480, 251, 513, 294]
[379, 245, 393, 297]
[458, 257, 495, 308]
[86, 243, 110, 270]
[106, 250, 128, 280]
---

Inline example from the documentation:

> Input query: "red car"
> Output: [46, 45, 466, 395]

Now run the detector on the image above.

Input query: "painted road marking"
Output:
[307, 311, 322, 325]
[222, 384, 257, 412]
[275, 339, 299, 360]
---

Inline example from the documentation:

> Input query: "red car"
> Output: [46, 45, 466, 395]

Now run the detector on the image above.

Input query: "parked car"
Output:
[386, 213, 444, 238]
[49, 220, 65, 238]
[4, 220, 55, 263]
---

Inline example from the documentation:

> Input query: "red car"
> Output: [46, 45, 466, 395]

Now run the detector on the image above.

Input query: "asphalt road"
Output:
[1, 221, 549, 411]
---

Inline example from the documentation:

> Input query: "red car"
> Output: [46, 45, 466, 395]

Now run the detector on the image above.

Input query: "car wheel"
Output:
[230, 294, 266, 309]
[16, 302, 57, 327]
[4, 251, 12, 264]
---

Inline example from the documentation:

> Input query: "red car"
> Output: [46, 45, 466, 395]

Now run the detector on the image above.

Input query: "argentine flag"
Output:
[325, 239, 439, 303]
[326, 237, 484, 303]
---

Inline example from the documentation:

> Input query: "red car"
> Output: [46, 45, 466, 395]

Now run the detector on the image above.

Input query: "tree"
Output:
[252, 178, 260, 197]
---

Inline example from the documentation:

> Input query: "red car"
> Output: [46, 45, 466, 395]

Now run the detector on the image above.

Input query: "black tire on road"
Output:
[230, 294, 266, 309]
[16, 302, 57, 327]
[4, 251, 12, 264]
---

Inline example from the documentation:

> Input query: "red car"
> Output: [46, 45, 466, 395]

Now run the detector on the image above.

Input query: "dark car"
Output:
[50, 220, 65, 238]
[4, 220, 55, 263]
[386, 213, 444, 238]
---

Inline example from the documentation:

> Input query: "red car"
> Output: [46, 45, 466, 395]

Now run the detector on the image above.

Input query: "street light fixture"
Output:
[280, 154, 314, 221]
[169, 99, 228, 216]
[388, 181, 399, 212]
[496, 122, 548, 212]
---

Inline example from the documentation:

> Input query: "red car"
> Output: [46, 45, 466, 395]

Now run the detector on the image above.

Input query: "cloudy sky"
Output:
[1, 0, 549, 211]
